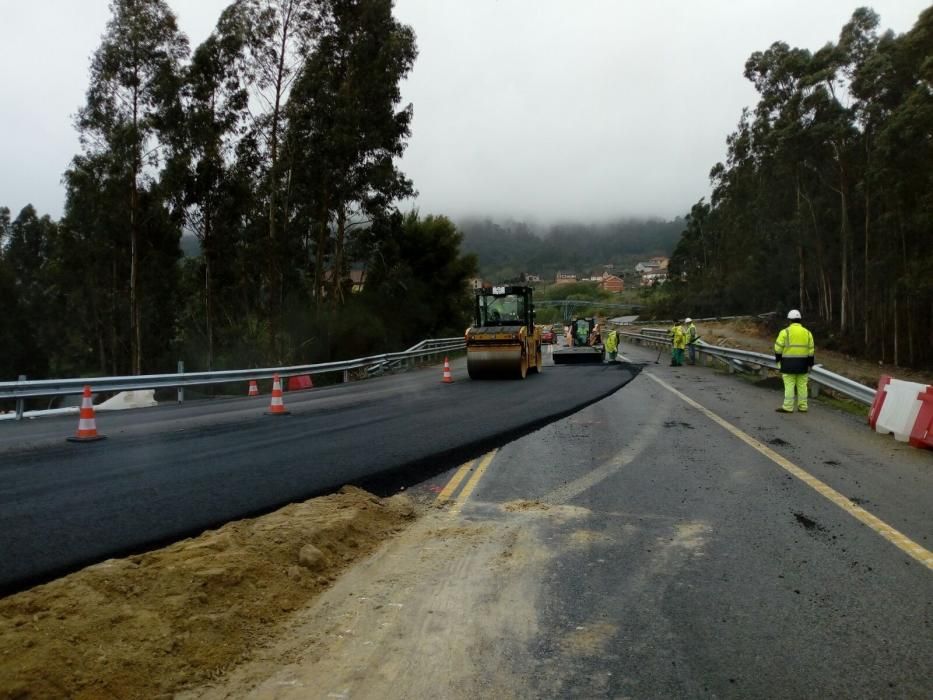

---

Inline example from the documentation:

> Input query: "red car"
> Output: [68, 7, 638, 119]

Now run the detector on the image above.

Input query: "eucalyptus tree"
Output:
[286, 0, 417, 307]
[75, 0, 188, 374]
[220, 0, 324, 323]
[658, 6, 932, 368]
[868, 5, 933, 365]
[0, 207, 9, 250]
[2, 206, 57, 378]
[182, 15, 252, 369]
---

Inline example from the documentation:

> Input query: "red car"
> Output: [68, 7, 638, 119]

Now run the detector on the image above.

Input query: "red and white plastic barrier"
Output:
[869, 375, 933, 448]
[909, 388, 933, 450]
[867, 376, 892, 430]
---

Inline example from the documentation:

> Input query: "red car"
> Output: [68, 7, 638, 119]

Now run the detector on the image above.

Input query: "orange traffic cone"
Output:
[265, 373, 290, 416]
[442, 357, 453, 384]
[67, 385, 105, 442]
[248, 380, 259, 397]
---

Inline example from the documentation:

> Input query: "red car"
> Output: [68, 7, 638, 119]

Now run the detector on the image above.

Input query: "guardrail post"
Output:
[177, 361, 184, 404]
[15, 375, 25, 420]
[343, 369, 349, 383]
[810, 379, 821, 399]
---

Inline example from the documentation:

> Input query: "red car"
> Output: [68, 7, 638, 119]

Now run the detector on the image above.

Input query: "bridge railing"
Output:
[0, 337, 467, 419]
[614, 328, 876, 406]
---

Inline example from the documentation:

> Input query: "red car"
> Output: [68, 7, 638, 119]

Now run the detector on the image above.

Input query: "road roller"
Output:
[552, 317, 606, 364]
[466, 285, 543, 379]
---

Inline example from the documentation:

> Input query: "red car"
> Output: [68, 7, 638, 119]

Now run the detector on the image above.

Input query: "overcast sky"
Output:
[0, 0, 927, 223]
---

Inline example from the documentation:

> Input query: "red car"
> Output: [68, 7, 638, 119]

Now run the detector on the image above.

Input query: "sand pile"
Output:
[0, 486, 417, 699]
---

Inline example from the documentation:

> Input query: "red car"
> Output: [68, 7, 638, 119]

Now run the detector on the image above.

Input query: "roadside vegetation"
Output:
[650, 7, 933, 370]
[2, 3, 929, 388]
[0, 0, 476, 385]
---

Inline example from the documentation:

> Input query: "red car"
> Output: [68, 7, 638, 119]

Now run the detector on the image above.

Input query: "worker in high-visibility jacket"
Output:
[773, 309, 815, 413]
[671, 321, 687, 366]
[605, 328, 619, 361]
[685, 318, 698, 365]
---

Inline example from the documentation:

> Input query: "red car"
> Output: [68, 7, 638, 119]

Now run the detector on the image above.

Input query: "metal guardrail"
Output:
[614, 328, 876, 406]
[624, 312, 778, 326]
[366, 337, 465, 376]
[0, 337, 467, 414]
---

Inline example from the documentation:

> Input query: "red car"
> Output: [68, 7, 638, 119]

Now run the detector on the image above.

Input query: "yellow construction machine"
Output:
[466, 285, 542, 379]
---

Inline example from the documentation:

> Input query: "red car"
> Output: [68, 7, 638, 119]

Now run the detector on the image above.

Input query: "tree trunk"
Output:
[266, 4, 294, 328]
[111, 257, 119, 376]
[205, 246, 214, 371]
[863, 192, 870, 350]
[130, 79, 142, 375]
[795, 177, 805, 311]
[130, 175, 141, 374]
[313, 194, 329, 309]
[332, 205, 346, 306]
[893, 291, 899, 368]
[838, 180, 850, 335]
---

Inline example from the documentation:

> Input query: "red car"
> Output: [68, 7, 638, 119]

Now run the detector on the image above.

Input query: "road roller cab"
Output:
[466, 285, 543, 379]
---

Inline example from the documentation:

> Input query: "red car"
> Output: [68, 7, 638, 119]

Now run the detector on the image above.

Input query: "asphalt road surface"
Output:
[0, 350, 637, 593]
[209, 340, 933, 699]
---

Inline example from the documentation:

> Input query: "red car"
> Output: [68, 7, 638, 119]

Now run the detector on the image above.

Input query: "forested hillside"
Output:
[655, 7, 933, 368]
[459, 218, 682, 282]
[0, 0, 477, 382]
[4, 3, 930, 382]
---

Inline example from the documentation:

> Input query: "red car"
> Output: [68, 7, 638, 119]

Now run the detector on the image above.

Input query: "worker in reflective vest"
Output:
[605, 328, 619, 361]
[685, 318, 698, 365]
[671, 321, 687, 366]
[773, 309, 815, 413]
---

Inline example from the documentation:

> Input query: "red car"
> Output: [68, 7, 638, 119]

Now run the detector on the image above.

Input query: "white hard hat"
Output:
[685, 318, 692, 323]
[787, 309, 802, 320]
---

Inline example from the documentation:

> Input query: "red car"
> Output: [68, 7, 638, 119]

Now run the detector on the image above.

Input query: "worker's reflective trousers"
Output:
[782, 373, 809, 412]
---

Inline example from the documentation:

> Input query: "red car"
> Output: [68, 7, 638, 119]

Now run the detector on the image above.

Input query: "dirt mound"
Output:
[0, 486, 418, 700]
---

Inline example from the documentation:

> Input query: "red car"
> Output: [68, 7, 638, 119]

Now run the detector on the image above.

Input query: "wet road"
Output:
[0, 350, 636, 594]
[443, 341, 933, 698]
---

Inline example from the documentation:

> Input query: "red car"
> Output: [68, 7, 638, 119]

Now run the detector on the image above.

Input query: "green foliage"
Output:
[0, 207, 49, 380]
[0, 0, 452, 380]
[73, 0, 189, 374]
[657, 7, 933, 368]
[286, 0, 417, 307]
[358, 211, 478, 346]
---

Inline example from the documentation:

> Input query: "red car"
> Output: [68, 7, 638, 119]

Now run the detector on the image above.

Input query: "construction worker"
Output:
[685, 318, 698, 364]
[576, 319, 589, 347]
[674, 321, 687, 366]
[605, 328, 619, 361]
[668, 320, 677, 365]
[774, 309, 815, 413]
[670, 319, 686, 366]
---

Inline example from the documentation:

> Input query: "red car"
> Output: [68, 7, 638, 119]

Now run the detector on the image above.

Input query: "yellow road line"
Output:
[435, 459, 475, 504]
[449, 449, 498, 515]
[645, 371, 933, 571]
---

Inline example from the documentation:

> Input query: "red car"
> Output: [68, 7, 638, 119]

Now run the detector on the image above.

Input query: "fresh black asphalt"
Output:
[0, 356, 638, 594]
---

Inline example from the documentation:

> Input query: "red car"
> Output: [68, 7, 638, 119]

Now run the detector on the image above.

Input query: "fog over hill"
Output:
[456, 217, 683, 282]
